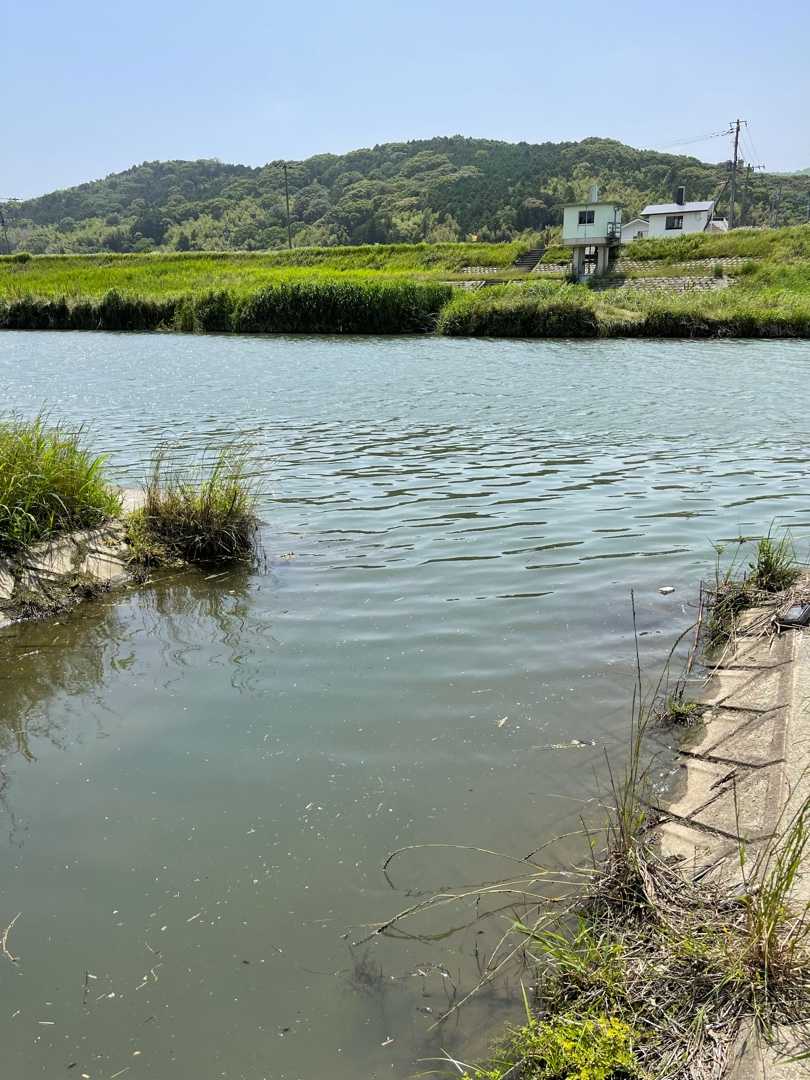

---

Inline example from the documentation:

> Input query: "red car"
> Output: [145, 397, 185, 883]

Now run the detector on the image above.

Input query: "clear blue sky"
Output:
[5, 0, 809, 198]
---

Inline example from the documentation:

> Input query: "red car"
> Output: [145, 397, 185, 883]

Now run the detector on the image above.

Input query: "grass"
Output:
[436, 283, 601, 337]
[3, 226, 810, 337]
[0, 415, 121, 556]
[656, 694, 704, 726]
[623, 225, 810, 262]
[705, 532, 800, 649]
[0, 280, 454, 335]
[0, 241, 534, 300]
[127, 447, 260, 566]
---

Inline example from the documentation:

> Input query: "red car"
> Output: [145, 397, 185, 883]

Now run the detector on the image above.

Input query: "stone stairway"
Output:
[511, 247, 545, 272]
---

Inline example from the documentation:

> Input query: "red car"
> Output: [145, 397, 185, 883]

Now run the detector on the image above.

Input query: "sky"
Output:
[4, 0, 809, 199]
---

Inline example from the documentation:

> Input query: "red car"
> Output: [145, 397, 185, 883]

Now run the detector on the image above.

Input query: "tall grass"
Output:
[128, 447, 260, 566]
[437, 282, 600, 337]
[0, 416, 121, 555]
[0, 281, 453, 335]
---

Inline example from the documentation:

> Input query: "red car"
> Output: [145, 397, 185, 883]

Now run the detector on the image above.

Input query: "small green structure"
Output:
[562, 186, 622, 280]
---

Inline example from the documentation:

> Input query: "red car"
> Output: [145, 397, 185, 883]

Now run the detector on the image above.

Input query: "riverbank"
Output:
[451, 545, 810, 1080]
[0, 420, 261, 625]
[2, 227, 810, 337]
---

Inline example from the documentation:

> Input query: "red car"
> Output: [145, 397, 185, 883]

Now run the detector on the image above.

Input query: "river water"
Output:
[0, 332, 808, 1080]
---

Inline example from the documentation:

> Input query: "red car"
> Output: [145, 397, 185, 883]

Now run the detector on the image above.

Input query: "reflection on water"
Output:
[0, 332, 809, 1079]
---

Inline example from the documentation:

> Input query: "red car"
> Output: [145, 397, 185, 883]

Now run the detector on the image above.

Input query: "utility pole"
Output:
[282, 162, 292, 250]
[728, 118, 745, 230]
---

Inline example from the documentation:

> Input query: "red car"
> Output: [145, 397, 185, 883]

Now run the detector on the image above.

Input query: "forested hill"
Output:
[4, 136, 809, 254]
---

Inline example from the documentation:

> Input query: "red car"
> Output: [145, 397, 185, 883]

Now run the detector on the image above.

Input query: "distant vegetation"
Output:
[3, 227, 810, 339]
[3, 135, 809, 254]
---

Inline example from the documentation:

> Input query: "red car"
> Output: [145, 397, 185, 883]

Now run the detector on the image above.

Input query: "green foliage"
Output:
[747, 532, 798, 593]
[464, 1016, 638, 1080]
[231, 280, 451, 334]
[541, 246, 570, 264]
[625, 225, 810, 262]
[437, 283, 600, 337]
[659, 695, 703, 726]
[0, 416, 121, 555]
[3, 136, 808, 254]
[129, 447, 260, 566]
[3, 225, 810, 339]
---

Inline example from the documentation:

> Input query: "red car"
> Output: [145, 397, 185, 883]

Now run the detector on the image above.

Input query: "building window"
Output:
[665, 215, 683, 230]
[578, 210, 595, 225]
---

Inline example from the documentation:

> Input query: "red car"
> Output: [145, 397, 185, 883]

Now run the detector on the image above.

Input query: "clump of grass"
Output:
[748, 533, 798, 594]
[705, 532, 800, 650]
[127, 447, 260, 566]
[657, 694, 704, 726]
[0, 415, 121, 556]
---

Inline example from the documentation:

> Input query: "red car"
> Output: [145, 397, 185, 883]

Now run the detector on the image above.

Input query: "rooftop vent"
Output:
[675, 186, 685, 205]
[589, 184, 599, 203]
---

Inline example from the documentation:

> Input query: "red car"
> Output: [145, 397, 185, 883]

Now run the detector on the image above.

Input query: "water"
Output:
[0, 332, 809, 1080]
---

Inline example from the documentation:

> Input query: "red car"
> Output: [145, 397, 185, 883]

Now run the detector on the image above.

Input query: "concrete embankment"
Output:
[656, 582, 810, 1077]
[0, 491, 142, 629]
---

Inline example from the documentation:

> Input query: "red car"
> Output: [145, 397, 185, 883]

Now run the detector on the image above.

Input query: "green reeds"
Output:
[127, 446, 260, 566]
[0, 280, 453, 335]
[0, 415, 121, 555]
[436, 283, 600, 337]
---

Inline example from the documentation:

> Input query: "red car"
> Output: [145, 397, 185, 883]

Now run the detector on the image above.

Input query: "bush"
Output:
[128, 447, 260, 566]
[0, 416, 121, 555]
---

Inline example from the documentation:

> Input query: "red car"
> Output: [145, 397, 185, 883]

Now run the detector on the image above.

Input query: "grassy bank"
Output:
[0, 414, 260, 609]
[0, 416, 121, 555]
[377, 563, 810, 1079]
[0, 241, 531, 298]
[3, 228, 810, 337]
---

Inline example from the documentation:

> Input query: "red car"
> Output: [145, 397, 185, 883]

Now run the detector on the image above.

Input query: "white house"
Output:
[640, 188, 726, 237]
[562, 187, 622, 279]
[620, 217, 649, 242]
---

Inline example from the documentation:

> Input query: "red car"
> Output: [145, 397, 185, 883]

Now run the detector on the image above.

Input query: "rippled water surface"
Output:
[1, 332, 809, 1079]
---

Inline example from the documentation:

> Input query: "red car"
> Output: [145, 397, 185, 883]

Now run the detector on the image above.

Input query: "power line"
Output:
[658, 129, 734, 151]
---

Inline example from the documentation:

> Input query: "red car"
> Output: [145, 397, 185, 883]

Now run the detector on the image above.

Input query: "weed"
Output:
[461, 1014, 638, 1080]
[128, 446, 260, 566]
[657, 695, 704, 726]
[748, 532, 798, 594]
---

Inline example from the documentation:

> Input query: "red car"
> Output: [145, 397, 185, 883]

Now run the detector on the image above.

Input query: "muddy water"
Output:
[0, 333, 809, 1079]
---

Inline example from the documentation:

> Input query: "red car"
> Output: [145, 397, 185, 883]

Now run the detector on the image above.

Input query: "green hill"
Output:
[4, 136, 810, 254]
